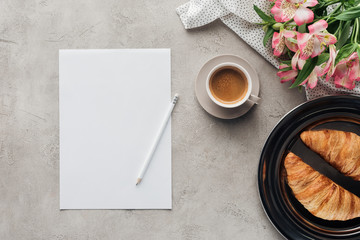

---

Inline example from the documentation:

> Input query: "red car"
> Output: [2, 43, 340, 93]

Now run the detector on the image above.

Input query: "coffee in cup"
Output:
[206, 62, 260, 108]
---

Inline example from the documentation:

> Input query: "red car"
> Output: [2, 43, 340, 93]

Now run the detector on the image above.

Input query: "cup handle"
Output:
[248, 94, 261, 105]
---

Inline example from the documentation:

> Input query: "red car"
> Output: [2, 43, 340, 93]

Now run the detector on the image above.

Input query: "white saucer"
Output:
[195, 55, 260, 119]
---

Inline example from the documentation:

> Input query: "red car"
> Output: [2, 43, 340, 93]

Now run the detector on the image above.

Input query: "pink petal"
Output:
[298, 58, 306, 70]
[307, 71, 319, 88]
[273, 42, 286, 57]
[322, 45, 336, 78]
[274, 49, 284, 57]
[334, 75, 355, 89]
[333, 62, 347, 78]
[272, 32, 286, 56]
[283, 29, 296, 38]
[338, 58, 349, 67]
[298, 33, 313, 60]
[299, 36, 314, 60]
[349, 68, 360, 81]
[314, 65, 325, 76]
[271, 5, 285, 22]
[308, 20, 328, 34]
[329, 44, 336, 59]
[272, 0, 295, 22]
[348, 52, 359, 61]
[302, 0, 318, 8]
[294, 6, 314, 26]
[326, 34, 337, 45]
[348, 58, 360, 81]
[279, 0, 297, 22]
[272, 32, 280, 49]
[292, 50, 301, 70]
[325, 46, 337, 81]
[301, 67, 320, 88]
[310, 36, 324, 58]
[297, 33, 310, 49]
[285, 38, 299, 52]
[275, 0, 282, 7]
[278, 70, 298, 83]
[332, 52, 360, 86]
[279, 63, 289, 69]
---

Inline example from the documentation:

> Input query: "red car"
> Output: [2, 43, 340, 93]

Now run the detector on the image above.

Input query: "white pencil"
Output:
[136, 94, 179, 185]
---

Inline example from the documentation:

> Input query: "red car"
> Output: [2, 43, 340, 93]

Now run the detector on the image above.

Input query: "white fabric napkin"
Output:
[176, 0, 360, 100]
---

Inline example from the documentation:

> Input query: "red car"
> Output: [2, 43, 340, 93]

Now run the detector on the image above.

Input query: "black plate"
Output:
[258, 95, 360, 239]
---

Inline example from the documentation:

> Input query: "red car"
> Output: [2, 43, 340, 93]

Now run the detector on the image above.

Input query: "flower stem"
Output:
[283, 19, 293, 28]
[351, 23, 356, 43]
[358, 19, 360, 43]
[322, 0, 341, 8]
[351, 19, 359, 43]
[351, 18, 358, 43]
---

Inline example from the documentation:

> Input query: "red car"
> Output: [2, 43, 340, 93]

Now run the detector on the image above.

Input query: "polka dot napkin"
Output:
[176, 0, 360, 100]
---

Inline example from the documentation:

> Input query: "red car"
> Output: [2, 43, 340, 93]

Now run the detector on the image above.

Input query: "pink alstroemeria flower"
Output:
[300, 66, 323, 88]
[271, 0, 318, 26]
[294, 45, 337, 89]
[297, 20, 337, 60]
[291, 50, 306, 70]
[277, 62, 298, 83]
[332, 52, 360, 89]
[272, 29, 298, 56]
[324, 45, 337, 81]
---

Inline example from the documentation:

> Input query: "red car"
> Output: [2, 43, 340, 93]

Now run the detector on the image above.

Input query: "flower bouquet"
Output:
[254, 0, 360, 90]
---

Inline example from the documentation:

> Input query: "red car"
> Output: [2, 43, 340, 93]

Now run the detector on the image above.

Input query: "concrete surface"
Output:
[0, 0, 306, 239]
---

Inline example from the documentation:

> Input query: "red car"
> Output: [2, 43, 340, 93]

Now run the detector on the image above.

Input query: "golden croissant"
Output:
[300, 129, 360, 181]
[284, 152, 360, 221]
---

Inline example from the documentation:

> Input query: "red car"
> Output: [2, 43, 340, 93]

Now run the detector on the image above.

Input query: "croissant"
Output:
[284, 152, 360, 221]
[300, 129, 360, 181]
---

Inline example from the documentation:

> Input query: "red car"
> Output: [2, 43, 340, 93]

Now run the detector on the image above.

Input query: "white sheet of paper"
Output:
[59, 49, 171, 209]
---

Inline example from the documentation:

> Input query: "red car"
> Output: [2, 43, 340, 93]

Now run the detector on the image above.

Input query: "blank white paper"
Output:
[59, 49, 171, 209]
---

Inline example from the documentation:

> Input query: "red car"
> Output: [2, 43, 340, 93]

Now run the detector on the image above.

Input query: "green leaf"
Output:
[298, 24, 307, 33]
[343, 0, 360, 8]
[278, 66, 292, 72]
[343, 0, 355, 5]
[287, 49, 293, 59]
[335, 43, 358, 65]
[254, 5, 273, 22]
[263, 28, 274, 47]
[335, 6, 360, 21]
[280, 60, 291, 65]
[287, 38, 297, 44]
[357, 45, 360, 59]
[290, 57, 318, 88]
[336, 21, 351, 49]
[317, 53, 330, 65]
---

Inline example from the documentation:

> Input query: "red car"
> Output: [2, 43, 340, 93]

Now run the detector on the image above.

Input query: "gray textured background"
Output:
[0, 0, 306, 239]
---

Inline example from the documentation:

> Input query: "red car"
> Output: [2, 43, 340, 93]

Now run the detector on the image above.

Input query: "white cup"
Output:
[206, 62, 260, 108]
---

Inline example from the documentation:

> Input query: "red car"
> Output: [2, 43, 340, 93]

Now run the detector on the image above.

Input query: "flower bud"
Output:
[263, 25, 269, 32]
[272, 23, 283, 30]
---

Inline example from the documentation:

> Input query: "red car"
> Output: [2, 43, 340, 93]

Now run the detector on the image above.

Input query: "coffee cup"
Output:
[206, 62, 260, 108]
